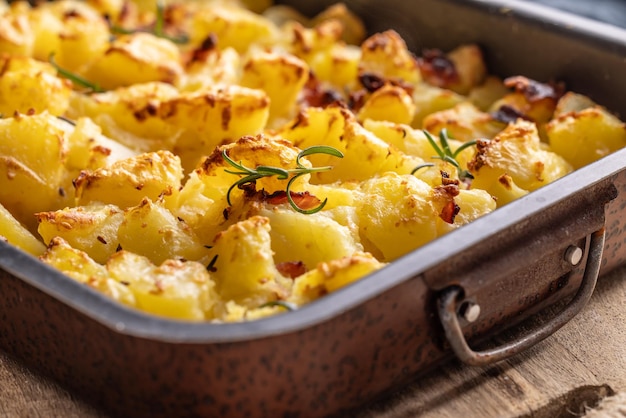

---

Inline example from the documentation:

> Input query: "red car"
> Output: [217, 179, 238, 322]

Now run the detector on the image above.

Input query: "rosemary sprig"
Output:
[48, 53, 104, 93]
[421, 129, 476, 181]
[206, 254, 218, 272]
[258, 300, 297, 311]
[110, 0, 189, 44]
[223, 145, 344, 214]
[410, 162, 435, 175]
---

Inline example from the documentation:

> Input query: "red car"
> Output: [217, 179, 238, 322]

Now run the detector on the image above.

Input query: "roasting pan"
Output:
[1, 0, 626, 417]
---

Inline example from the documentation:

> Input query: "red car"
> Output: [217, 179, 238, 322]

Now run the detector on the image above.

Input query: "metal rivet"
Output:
[459, 301, 481, 323]
[564, 245, 583, 266]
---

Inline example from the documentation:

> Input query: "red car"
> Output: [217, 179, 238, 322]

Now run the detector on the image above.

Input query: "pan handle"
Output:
[437, 228, 605, 367]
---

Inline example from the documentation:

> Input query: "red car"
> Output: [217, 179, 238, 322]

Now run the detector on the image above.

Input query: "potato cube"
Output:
[357, 84, 415, 125]
[0, 55, 72, 116]
[290, 252, 383, 305]
[468, 76, 510, 111]
[74, 150, 184, 209]
[0, 2, 35, 57]
[0, 112, 73, 231]
[435, 188, 496, 236]
[446, 44, 487, 95]
[252, 206, 363, 271]
[69, 82, 271, 171]
[359, 30, 421, 85]
[356, 172, 438, 261]
[64, 117, 137, 173]
[547, 106, 626, 169]
[240, 50, 309, 122]
[0, 201, 46, 256]
[469, 120, 572, 204]
[411, 82, 465, 128]
[29, 0, 109, 73]
[207, 216, 290, 307]
[36, 204, 123, 264]
[279, 106, 420, 183]
[118, 198, 210, 265]
[84, 33, 183, 90]
[107, 251, 217, 321]
[422, 102, 504, 142]
[190, 3, 277, 53]
[40, 236, 135, 307]
[67, 82, 182, 152]
[307, 44, 360, 89]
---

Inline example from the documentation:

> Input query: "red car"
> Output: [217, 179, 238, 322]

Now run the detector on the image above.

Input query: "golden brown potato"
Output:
[290, 252, 383, 305]
[0, 112, 73, 232]
[69, 82, 271, 171]
[83, 32, 183, 90]
[422, 102, 504, 142]
[0, 2, 34, 57]
[279, 106, 420, 183]
[411, 82, 465, 128]
[106, 250, 218, 321]
[359, 30, 421, 86]
[117, 198, 211, 266]
[206, 216, 291, 307]
[0, 55, 72, 116]
[240, 50, 309, 122]
[36, 203, 124, 264]
[357, 84, 416, 125]
[74, 150, 184, 209]
[40, 236, 136, 307]
[547, 106, 626, 169]
[469, 120, 573, 206]
[29, 0, 110, 74]
[355, 172, 439, 262]
[0, 201, 46, 256]
[190, 3, 277, 53]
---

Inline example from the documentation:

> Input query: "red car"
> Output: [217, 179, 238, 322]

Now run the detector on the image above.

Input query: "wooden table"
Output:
[1, 266, 625, 418]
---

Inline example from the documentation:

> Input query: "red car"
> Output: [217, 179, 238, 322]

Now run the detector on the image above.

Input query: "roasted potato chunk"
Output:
[290, 252, 383, 305]
[359, 30, 421, 86]
[355, 173, 439, 262]
[240, 50, 309, 122]
[37, 203, 123, 264]
[107, 250, 218, 321]
[0, 112, 73, 231]
[83, 33, 183, 90]
[0, 201, 46, 256]
[279, 106, 420, 182]
[118, 198, 210, 266]
[469, 120, 573, 206]
[74, 150, 183, 209]
[207, 216, 290, 307]
[547, 106, 626, 169]
[0, 55, 72, 116]
[40, 236, 135, 306]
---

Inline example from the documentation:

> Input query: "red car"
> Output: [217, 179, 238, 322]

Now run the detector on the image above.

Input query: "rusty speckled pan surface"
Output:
[2, 0, 626, 417]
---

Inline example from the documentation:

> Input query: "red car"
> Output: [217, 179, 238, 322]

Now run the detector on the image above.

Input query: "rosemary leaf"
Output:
[49, 53, 104, 93]
[258, 300, 297, 311]
[411, 162, 435, 175]
[222, 146, 343, 214]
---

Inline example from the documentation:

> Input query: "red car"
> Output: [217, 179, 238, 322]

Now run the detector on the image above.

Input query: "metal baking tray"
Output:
[1, 0, 626, 416]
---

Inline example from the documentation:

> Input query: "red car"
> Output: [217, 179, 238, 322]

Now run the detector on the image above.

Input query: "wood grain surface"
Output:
[1, 266, 625, 418]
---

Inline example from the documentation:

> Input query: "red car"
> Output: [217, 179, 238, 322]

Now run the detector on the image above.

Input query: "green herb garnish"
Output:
[422, 128, 476, 181]
[258, 300, 297, 311]
[223, 145, 343, 214]
[206, 254, 218, 272]
[110, 0, 189, 44]
[48, 53, 104, 93]
[410, 162, 435, 175]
